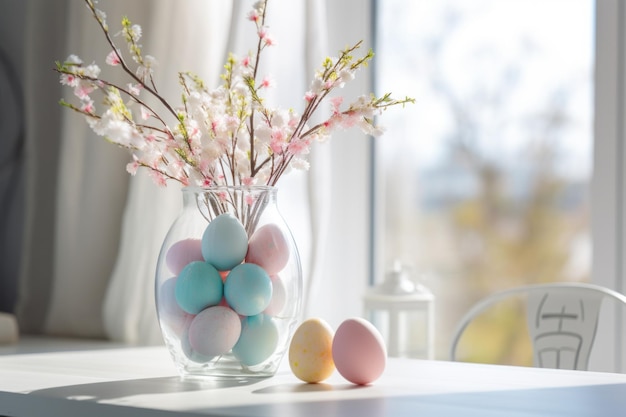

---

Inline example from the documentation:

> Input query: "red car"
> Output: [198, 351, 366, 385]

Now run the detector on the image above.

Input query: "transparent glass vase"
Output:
[155, 186, 302, 379]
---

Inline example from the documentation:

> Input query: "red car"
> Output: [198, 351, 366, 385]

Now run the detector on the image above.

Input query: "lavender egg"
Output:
[157, 277, 194, 336]
[188, 306, 242, 358]
[165, 238, 203, 275]
[181, 324, 216, 363]
[202, 213, 248, 271]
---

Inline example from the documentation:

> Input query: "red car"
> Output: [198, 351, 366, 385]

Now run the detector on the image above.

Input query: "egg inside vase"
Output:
[155, 187, 302, 379]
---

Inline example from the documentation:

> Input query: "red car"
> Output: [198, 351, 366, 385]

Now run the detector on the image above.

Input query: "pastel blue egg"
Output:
[175, 261, 223, 314]
[232, 314, 279, 366]
[224, 263, 272, 316]
[202, 213, 249, 271]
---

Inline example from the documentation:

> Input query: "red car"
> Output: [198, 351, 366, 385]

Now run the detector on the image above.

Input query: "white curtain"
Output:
[42, 0, 338, 344]
[19, 0, 373, 344]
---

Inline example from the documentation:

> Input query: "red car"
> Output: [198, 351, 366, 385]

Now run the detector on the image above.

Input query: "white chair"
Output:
[450, 282, 626, 371]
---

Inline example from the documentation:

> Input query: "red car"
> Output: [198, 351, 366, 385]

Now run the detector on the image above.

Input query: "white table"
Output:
[1, 344, 626, 416]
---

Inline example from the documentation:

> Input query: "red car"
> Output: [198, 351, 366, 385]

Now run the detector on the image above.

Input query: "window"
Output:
[374, 0, 594, 362]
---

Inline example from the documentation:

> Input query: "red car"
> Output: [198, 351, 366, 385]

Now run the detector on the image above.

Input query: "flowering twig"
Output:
[56, 0, 414, 189]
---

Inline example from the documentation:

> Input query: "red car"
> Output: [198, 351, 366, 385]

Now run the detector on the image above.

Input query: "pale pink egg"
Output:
[157, 277, 194, 336]
[188, 306, 241, 358]
[332, 317, 387, 385]
[263, 275, 286, 316]
[165, 238, 203, 275]
[246, 224, 290, 275]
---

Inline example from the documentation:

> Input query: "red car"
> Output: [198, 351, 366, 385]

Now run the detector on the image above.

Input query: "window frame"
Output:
[371, 0, 626, 370]
[592, 0, 626, 372]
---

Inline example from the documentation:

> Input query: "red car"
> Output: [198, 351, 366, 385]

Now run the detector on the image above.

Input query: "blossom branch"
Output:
[57, 0, 413, 189]
[84, 0, 179, 123]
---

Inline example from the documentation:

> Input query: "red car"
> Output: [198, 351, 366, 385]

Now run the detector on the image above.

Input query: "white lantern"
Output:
[363, 262, 435, 359]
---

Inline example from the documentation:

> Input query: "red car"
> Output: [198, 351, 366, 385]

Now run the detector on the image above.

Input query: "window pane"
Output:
[374, 0, 594, 363]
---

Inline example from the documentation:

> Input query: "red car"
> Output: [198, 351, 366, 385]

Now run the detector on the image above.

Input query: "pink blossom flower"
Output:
[260, 75, 274, 89]
[287, 138, 309, 156]
[127, 83, 142, 96]
[304, 91, 316, 102]
[247, 10, 259, 22]
[126, 155, 140, 175]
[242, 176, 255, 186]
[242, 56, 251, 67]
[340, 111, 360, 128]
[263, 34, 276, 46]
[330, 96, 344, 113]
[105, 50, 121, 66]
[269, 128, 287, 154]
[149, 170, 167, 187]
[80, 99, 95, 114]
[258, 28, 276, 46]
[323, 114, 340, 130]
[187, 124, 201, 140]
[225, 116, 240, 130]
[263, 35, 276, 47]
[60, 73, 78, 87]
[140, 106, 151, 120]
[74, 83, 95, 100]
[245, 194, 255, 205]
[270, 137, 284, 154]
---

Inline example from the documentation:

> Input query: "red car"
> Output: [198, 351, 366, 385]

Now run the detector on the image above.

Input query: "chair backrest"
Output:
[450, 282, 626, 371]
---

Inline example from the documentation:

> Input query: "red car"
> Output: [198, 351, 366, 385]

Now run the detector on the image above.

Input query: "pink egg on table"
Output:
[263, 275, 286, 316]
[165, 238, 203, 275]
[157, 277, 194, 336]
[188, 306, 241, 358]
[332, 317, 387, 385]
[246, 224, 290, 275]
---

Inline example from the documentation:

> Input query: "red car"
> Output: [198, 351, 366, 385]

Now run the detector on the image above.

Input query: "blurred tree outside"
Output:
[377, 1, 592, 363]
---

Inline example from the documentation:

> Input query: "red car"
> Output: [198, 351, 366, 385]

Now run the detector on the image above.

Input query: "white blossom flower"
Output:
[83, 64, 101, 78]
[66, 54, 83, 65]
[291, 158, 310, 171]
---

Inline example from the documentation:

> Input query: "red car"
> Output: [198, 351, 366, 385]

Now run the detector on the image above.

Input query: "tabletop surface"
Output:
[1, 342, 626, 417]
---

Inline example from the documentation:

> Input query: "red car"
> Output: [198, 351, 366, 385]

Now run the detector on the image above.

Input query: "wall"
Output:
[0, 0, 26, 314]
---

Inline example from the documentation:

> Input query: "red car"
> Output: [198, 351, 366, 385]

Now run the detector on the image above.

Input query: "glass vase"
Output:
[155, 186, 302, 379]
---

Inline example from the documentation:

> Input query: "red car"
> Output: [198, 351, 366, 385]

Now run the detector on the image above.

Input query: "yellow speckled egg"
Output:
[289, 318, 335, 383]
